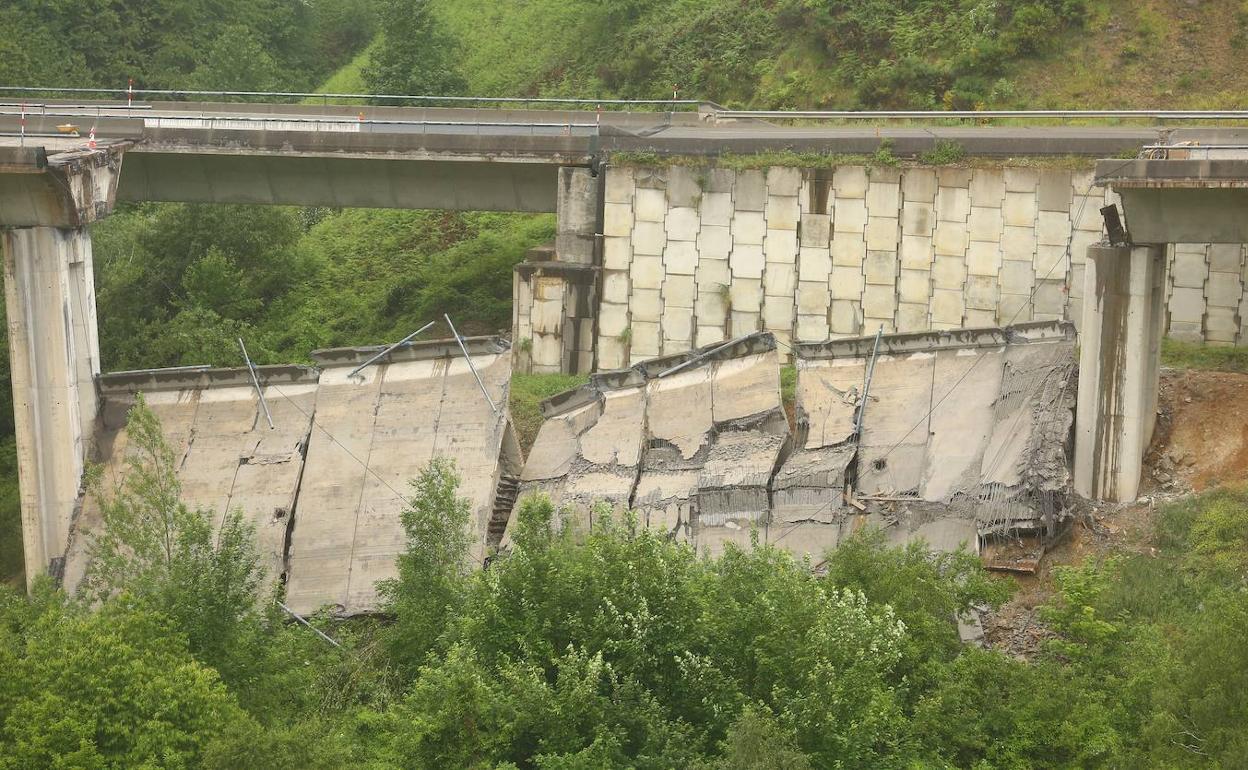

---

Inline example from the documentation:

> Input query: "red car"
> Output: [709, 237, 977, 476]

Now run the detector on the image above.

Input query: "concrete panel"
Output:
[666, 206, 700, 241]
[730, 278, 764, 312]
[833, 196, 869, 234]
[969, 169, 1005, 204]
[663, 240, 699, 276]
[932, 256, 968, 290]
[697, 224, 732, 259]
[831, 233, 867, 266]
[603, 235, 631, 270]
[1003, 191, 1037, 227]
[902, 168, 938, 202]
[833, 166, 868, 199]
[1004, 168, 1039, 193]
[968, 206, 1003, 242]
[800, 214, 831, 247]
[865, 217, 900, 251]
[701, 192, 734, 226]
[766, 195, 800, 230]
[664, 274, 697, 309]
[731, 244, 766, 280]
[799, 247, 832, 283]
[604, 166, 634, 204]
[831, 265, 866, 300]
[604, 202, 633, 237]
[733, 211, 766, 245]
[735, 170, 767, 211]
[900, 235, 934, 269]
[966, 240, 1001, 277]
[936, 186, 971, 223]
[765, 262, 798, 297]
[865, 250, 898, 286]
[633, 221, 666, 256]
[766, 231, 799, 264]
[635, 187, 667, 222]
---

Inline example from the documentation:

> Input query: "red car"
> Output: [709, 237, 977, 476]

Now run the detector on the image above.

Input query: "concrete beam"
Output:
[117, 151, 564, 211]
[1074, 243, 1166, 502]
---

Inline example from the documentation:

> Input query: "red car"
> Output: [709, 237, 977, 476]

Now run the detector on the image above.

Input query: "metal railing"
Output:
[0, 85, 701, 110]
[713, 108, 1248, 121]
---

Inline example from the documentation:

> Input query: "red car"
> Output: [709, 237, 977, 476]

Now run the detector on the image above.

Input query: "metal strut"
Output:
[238, 337, 275, 430]
[852, 325, 884, 441]
[277, 601, 341, 648]
[444, 314, 499, 414]
[348, 320, 436, 379]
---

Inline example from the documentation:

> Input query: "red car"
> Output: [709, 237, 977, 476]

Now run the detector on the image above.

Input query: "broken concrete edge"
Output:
[794, 320, 1076, 360]
[1095, 158, 1248, 187]
[96, 335, 511, 393]
[537, 332, 777, 420]
[311, 333, 509, 366]
[98, 364, 319, 395]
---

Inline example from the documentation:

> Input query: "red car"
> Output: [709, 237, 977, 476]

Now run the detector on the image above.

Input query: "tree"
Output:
[0, 587, 254, 769]
[381, 457, 473, 674]
[184, 25, 282, 94]
[363, 0, 466, 98]
[82, 395, 266, 686]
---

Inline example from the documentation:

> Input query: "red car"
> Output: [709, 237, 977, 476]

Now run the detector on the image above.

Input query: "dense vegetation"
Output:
[0, 0, 376, 92]
[406, 0, 1088, 109]
[3, 400, 1246, 767]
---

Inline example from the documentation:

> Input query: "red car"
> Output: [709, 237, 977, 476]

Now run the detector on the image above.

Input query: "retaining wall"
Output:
[592, 163, 1248, 368]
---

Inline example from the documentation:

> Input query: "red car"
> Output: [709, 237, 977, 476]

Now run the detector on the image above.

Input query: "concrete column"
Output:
[1074, 243, 1166, 502]
[555, 166, 598, 265]
[3, 226, 100, 582]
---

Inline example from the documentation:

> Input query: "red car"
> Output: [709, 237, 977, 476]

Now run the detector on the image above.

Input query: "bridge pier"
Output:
[1074, 243, 1166, 502]
[513, 166, 602, 374]
[0, 145, 123, 583]
[3, 227, 101, 580]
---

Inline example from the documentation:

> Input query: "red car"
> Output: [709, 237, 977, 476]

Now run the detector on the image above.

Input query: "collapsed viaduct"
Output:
[0, 97, 1243, 585]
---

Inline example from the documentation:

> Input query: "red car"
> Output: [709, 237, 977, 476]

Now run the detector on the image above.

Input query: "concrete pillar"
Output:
[1074, 243, 1166, 502]
[3, 227, 101, 581]
[555, 166, 598, 265]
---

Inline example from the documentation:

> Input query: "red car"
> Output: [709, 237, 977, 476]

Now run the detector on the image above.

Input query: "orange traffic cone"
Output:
[87, 127, 97, 150]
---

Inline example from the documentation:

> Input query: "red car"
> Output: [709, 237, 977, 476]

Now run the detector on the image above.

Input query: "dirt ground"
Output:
[982, 367, 1248, 657]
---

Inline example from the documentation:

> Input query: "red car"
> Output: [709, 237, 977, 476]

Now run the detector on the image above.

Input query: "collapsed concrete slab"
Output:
[61, 335, 521, 617]
[513, 322, 1076, 571]
[775, 321, 1077, 564]
[62, 365, 318, 595]
[285, 337, 520, 616]
[509, 333, 789, 555]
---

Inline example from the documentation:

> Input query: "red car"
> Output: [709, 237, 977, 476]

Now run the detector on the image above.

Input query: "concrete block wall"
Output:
[597, 163, 1248, 368]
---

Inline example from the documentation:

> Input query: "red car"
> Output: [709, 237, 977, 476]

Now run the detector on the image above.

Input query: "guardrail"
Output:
[0, 107, 600, 134]
[0, 85, 701, 110]
[713, 109, 1248, 121]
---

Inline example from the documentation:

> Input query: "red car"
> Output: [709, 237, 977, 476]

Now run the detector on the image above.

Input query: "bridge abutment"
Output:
[1074, 243, 1166, 502]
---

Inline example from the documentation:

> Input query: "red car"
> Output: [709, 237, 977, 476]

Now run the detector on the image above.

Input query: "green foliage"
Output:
[381, 457, 473, 674]
[0, 0, 378, 93]
[90, 206, 555, 370]
[510, 373, 590, 451]
[1161, 337, 1248, 373]
[870, 138, 901, 167]
[363, 0, 466, 98]
[0, 587, 252, 769]
[424, 0, 1087, 108]
[82, 396, 267, 688]
[920, 139, 969, 165]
